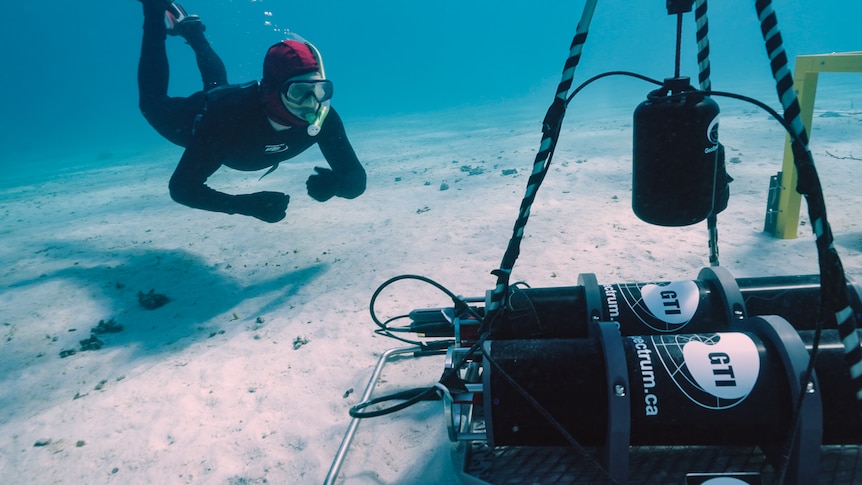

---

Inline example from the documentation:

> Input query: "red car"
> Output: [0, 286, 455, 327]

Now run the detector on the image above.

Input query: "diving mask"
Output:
[281, 79, 333, 107]
[280, 34, 331, 136]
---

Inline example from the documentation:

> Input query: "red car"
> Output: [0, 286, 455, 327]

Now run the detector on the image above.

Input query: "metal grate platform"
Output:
[461, 441, 862, 484]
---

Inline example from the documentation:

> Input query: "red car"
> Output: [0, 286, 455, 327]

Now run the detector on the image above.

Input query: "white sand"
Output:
[0, 98, 860, 484]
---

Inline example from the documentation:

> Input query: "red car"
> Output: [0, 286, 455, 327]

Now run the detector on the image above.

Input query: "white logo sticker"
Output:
[641, 280, 699, 325]
[706, 115, 720, 144]
[682, 333, 759, 401]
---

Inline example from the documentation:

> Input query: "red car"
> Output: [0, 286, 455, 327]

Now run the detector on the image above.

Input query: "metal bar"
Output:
[324, 346, 421, 485]
[770, 52, 862, 239]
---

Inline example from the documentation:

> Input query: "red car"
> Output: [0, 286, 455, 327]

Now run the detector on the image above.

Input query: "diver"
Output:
[137, 1, 366, 223]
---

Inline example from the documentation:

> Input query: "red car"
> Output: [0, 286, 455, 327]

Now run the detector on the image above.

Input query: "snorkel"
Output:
[302, 39, 329, 136]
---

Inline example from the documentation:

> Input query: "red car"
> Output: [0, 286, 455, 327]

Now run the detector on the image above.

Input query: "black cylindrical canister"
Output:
[486, 274, 862, 340]
[632, 77, 721, 226]
[483, 330, 862, 448]
[483, 338, 609, 447]
[488, 278, 729, 340]
[483, 332, 794, 447]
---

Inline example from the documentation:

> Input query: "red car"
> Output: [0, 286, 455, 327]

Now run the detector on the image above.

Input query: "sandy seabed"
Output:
[1, 98, 860, 484]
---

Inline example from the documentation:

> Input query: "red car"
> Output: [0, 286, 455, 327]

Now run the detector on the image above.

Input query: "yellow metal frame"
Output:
[770, 51, 862, 239]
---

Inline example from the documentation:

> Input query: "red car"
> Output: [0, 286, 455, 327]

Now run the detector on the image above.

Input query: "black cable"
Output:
[351, 275, 489, 419]
[369, 274, 483, 328]
[349, 387, 441, 419]
[349, 334, 489, 419]
[367, 274, 484, 348]
[565, 70, 662, 107]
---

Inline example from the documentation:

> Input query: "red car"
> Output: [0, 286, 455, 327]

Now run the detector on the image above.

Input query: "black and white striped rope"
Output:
[694, 0, 712, 92]
[693, 0, 722, 267]
[755, 0, 862, 403]
[486, 0, 598, 316]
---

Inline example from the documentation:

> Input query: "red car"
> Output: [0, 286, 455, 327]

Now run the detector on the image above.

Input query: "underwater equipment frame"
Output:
[326, 0, 862, 483]
[428, 268, 862, 484]
[325, 271, 862, 484]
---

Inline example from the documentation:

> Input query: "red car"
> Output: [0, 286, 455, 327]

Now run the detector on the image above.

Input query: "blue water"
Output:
[1, 1, 859, 179]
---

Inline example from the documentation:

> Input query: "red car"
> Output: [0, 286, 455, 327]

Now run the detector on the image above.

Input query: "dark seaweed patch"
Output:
[138, 289, 170, 310]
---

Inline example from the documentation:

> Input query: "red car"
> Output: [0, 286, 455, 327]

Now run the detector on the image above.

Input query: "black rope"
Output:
[692, 0, 721, 267]
[694, 0, 713, 92]
[487, 0, 598, 317]
[691, 0, 721, 267]
[754, 0, 860, 401]
[755, 0, 860, 481]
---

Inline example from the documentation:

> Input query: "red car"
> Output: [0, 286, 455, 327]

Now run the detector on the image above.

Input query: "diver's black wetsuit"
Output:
[137, 2, 365, 222]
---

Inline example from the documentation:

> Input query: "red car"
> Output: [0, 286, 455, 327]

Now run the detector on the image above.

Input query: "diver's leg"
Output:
[179, 22, 229, 91]
[169, 5, 228, 91]
[137, 1, 204, 147]
[137, 1, 170, 101]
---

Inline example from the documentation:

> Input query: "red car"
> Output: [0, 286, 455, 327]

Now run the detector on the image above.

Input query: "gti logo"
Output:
[682, 333, 760, 402]
[651, 332, 761, 410]
[641, 280, 699, 326]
